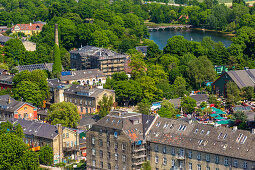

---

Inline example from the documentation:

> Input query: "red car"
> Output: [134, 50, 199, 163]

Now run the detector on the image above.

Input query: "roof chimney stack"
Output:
[54, 24, 59, 46]
[8, 96, 11, 104]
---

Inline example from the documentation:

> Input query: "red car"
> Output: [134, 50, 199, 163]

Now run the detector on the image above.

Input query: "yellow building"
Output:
[12, 23, 45, 36]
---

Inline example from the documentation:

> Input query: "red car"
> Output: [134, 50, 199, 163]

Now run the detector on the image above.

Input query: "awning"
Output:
[210, 113, 219, 117]
[214, 116, 225, 120]
[216, 120, 232, 125]
[211, 107, 226, 114]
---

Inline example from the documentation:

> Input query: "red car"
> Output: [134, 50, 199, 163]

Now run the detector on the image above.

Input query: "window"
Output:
[223, 134, 228, 139]
[206, 131, 210, 135]
[99, 129, 103, 136]
[224, 157, 229, 166]
[92, 160, 96, 167]
[171, 159, 175, 167]
[71, 141, 73, 147]
[241, 136, 247, 144]
[63, 133, 65, 139]
[243, 161, 247, 169]
[107, 141, 110, 148]
[179, 148, 184, 157]
[197, 152, 201, 160]
[107, 152, 111, 160]
[206, 154, 210, 162]
[122, 155, 126, 162]
[216, 168, 219, 170]
[115, 142, 118, 150]
[108, 163, 111, 169]
[123, 166, 126, 170]
[24, 107, 27, 110]
[100, 150, 103, 158]
[122, 143, 126, 151]
[234, 160, 238, 168]
[114, 132, 118, 138]
[92, 148, 96, 156]
[92, 137, 95, 144]
[188, 151, 192, 158]
[155, 144, 159, 152]
[194, 129, 198, 133]
[99, 139, 103, 147]
[155, 156, 159, 164]
[115, 153, 118, 161]
[66, 142, 69, 147]
[171, 148, 175, 155]
[189, 163, 192, 170]
[100, 161, 103, 168]
[80, 100, 82, 105]
[215, 156, 219, 164]
[197, 164, 201, 170]
[80, 107, 83, 112]
[163, 157, 167, 165]
[163, 146, 166, 154]
[206, 167, 210, 170]
[66, 133, 69, 138]
[200, 130, 204, 134]
[218, 133, 222, 139]
[115, 165, 118, 170]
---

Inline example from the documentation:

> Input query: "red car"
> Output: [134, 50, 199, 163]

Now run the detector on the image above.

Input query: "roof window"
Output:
[236, 133, 243, 143]
[218, 133, 222, 139]
[223, 134, 228, 139]
[200, 130, 204, 134]
[206, 131, 210, 135]
[198, 140, 203, 145]
[179, 125, 187, 131]
[240, 136, 247, 144]
[156, 122, 161, 127]
[194, 129, 198, 133]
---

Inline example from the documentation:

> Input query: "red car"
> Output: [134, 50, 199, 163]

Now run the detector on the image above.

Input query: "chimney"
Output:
[30, 23, 32, 26]
[233, 126, 238, 131]
[57, 124, 63, 163]
[252, 129, 255, 134]
[54, 24, 59, 46]
[8, 96, 11, 104]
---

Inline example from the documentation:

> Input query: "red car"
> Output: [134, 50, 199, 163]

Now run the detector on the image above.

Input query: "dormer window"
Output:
[194, 129, 198, 133]
[218, 133, 222, 139]
[200, 130, 204, 134]
[223, 134, 228, 139]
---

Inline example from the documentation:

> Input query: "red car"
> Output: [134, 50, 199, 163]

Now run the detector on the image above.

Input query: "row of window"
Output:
[92, 160, 126, 170]
[154, 156, 249, 169]
[64, 98, 93, 106]
[92, 137, 127, 150]
[92, 149, 127, 161]
[64, 141, 76, 147]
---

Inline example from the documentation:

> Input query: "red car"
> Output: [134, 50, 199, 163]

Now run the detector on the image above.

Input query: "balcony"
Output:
[132, 161, 144, 166]
[133, 147, 146, 152]
[63, 146, 79, 152]
[176, 155, 185, 160]
[132, 154, 146, 159]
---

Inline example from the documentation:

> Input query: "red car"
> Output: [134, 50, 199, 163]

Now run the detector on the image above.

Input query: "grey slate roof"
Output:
[147, 117, 255, 161]
[70, 45, 127, 60]
[169, 98, 181, 109]
[60, 69, 105, 81]
[0, 74, 13, 84]
[10, 118, 58, 139]
[190, 94, 209, 104]
[79, 114, 100, 126]
[136, 46, 148, 54]
[47, 78, 69, 89]
[0, 36, 13, 44]
[227, 69, 255, 89]
[16, 63, 53, 72]
[0, 95, 34, 112]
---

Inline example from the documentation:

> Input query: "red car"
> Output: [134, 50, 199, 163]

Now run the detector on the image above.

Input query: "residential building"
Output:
[47, 79, 115, 114]
[0, 74, 13, 89]
[0, 26, 8, 33]
[9, 119, 80, 164]
[16, 63, 54, 72]
[87, 111, 255, 170]
[70, 46, 128, 76]
[0, 95, 37, 121]
[148, 117, 255, 170]
[0, 35, 13, 46]
[214, 65, 228, 75]
[77, 114, 100, 130]
[190, 94, 209, 106]
[136, 46, 148, 56]
[60, 69, 106, 87]
[86, 110, 156, 170]
[0, 68, 10, 75]
[212, 69, 255, 97]
[11, 23, 45, 36]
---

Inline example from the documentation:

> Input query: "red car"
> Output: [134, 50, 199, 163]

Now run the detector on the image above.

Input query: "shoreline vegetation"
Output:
[145, 21, 236, 37]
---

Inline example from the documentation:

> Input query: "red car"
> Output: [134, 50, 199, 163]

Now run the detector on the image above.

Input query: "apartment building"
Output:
[87, 111, 255, 170]
[86, 110, 156, 170]
[10, 118, 80, 164]
[70, 46, 128, 76]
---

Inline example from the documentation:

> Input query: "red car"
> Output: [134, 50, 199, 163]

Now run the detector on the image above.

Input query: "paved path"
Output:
[39, 165, 62, 170]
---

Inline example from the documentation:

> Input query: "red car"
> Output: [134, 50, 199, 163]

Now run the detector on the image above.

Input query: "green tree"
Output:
[0, 121, 13, 134]
[98, 95, 114, 118]
[0, 133, 39, 169]
[226, 81, 240, 106]
[181, 96, 197, 114]
[142, 161, 152, 170]
[48, 102, 80, 128]
[52, 44, 62, 78]
[240, 86, 254, 100]
[157, 100, 176, 118]
[14, 124, 24, 139]
[39, 145, 53, 166]
[136, 101, 151, 115]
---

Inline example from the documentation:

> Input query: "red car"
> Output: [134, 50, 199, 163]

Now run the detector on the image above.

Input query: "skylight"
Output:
[218, 133, 222, 139]
[240, 136, 247, 144]
[206, 131, 210, 135]
[236, 134, 243, 143]
[223, 134, 228, 139]
[194, 129, 198, 133]
[179, 125, 186, 131]
[200, 130, 204, 134]
[198, 140, 203, 145]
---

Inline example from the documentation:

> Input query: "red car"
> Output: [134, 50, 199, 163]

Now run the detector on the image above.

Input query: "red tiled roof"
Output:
[12, 24, 44, 31]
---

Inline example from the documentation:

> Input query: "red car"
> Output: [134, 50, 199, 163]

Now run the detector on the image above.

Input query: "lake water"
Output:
[149, 29, 233, 50]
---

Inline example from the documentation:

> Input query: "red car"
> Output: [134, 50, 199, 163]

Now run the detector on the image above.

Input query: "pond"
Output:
[149, 29, 233, 50]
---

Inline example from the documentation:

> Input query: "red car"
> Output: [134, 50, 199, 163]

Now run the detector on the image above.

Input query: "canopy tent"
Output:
[214, 116, 225, 120]
[211, 107, 226, 115]
[210, 113, 219, 117]
[216, 119, 232, 125]
[176, 114, 181, 117]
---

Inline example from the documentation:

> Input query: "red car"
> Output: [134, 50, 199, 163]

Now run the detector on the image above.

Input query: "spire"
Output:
[54, 24, 59, 46]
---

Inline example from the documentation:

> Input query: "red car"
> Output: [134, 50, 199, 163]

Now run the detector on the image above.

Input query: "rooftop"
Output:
[226, 69, 255, 89]
[12, 23, 44, 31]
[60, 69, 105, 81]
[0, 35, 13, 43]
[16, 63, 53, 72]
[0, 95, 35, 112]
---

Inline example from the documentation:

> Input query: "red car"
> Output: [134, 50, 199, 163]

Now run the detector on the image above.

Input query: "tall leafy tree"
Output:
[98, 95, 114, 118]
[181, 96, 197, 114]
[39, 145, 53, 166]
[157, 100, 176, 118]
[52, 44, 62, 78]
[226, 81, 240, 106]
[48, 102, 80, 128]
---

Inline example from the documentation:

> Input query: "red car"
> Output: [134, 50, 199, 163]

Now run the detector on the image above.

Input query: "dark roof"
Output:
[136, 46, 148, 54]
[190, 94, 209, 103]
[60, 69, 106, 81]
[70, 45, 127, 60]
[227, 69, 255, 89]
[10, 118, 58, 139]
[147, 117, 255, 161]
[79, 114, 100, 126]
[169, 98, 181, 109]
[0, 36, 13, 43]
[0, 74, 13, 84]
[0, 95, 35, 112]
[64, 84, 114, 98]
[47, 79, 70, 89]
[0, 68, 7, 73]
[16, 63, 53, 72]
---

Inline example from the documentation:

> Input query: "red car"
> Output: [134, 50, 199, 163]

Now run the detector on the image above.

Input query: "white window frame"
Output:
[155, 156, 159, 164]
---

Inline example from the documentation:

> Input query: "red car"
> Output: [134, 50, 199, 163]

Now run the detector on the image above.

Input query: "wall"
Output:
[15, 104, 37, 120]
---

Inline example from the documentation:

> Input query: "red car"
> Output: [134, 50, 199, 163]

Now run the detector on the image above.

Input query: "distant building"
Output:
[9, 119, 80, 164]
[47, 79, 115, 114]
[0, 35, 13, 46]
[70, 46, 128, 76]
[190, 94, 209, 106]
[60, 69, 106, 87]
[214, 65, 228, 75]
[11, 22, 45, 36]
[0, 26, 8, 33]
[15, 63, 53, 72]
[0, 95, 37, 121]
[212, 69, 255, 97]
[136, 46, 148, 56]
[77, 114, 100, 130]
[0, 74, 13, 89]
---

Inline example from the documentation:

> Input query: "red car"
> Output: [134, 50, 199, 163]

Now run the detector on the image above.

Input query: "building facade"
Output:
[70, 46, 128, 76]
[12, 23, 45, 36]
